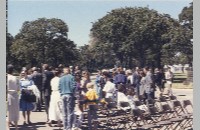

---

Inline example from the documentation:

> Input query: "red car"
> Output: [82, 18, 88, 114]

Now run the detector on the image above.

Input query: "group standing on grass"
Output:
[6, 63, 174, 130]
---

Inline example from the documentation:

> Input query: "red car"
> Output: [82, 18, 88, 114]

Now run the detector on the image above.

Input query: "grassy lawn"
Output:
[170, 71, 193, 89]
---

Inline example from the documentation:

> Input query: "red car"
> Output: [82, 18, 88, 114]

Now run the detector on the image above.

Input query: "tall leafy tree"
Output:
[179, 2, 193, 31]
[178, 2, 193, 66]
[90, 7, 180, 68]
[11, 18, 79, 68]
[6, 33, 14, 65]
[162, 2, 193, 66]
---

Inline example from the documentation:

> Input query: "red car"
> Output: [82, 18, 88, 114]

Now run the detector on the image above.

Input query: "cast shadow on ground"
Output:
[10, 122, 46, 130]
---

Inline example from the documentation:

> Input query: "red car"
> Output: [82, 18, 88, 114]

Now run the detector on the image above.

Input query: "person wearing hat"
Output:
[7, 64, 20, 130]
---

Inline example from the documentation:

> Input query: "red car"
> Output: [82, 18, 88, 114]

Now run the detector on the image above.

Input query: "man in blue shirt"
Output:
[59, 67, 76, 130]
[114, 68, 127, 85]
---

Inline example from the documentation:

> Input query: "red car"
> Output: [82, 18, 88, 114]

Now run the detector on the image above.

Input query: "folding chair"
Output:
[119, 101, 131, 112]
[138, 95, 146, 103]
[169, 95, 177, 101]
[145, 98, 159, 108]
[161, 104, 177, 118]
[182, 100, 193, 128]
[115, 101, 133, 129]
[148, 106, 164, 122]
[109, 111, 132, 129]
[167, 95, 178, 106]
[159, 96, 169, 103]
[103, 101, 132, 129]
[157, 96, 171, 111]
[161, 104, 185, 130]
[147, 106, 174, 130]
[172, 100, 185, 116]
[88, 104, 108, 130]
[172, 100, 193, 129]
[100, 102, 120, 128]
[182, 100, 193, 114]
[131, 109, 159, 130]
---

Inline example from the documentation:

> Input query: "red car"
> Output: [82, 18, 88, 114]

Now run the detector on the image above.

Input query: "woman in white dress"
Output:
[47, 69, 62, 127]
[7, 64, 20, 130]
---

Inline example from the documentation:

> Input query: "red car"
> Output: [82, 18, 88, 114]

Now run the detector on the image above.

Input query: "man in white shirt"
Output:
[102, 71, 116, 98]
[103, 80, 116, 98]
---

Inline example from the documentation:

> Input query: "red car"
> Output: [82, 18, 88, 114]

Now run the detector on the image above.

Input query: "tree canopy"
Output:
[10, 18, 79, 69]
[7, 4, 193, 71]
[6, 33, 14, 65]
[179, 2, 193, 31]
[89, 7, 192, 68]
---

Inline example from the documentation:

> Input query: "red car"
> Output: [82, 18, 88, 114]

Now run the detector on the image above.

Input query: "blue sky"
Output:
[8, 0, 192, 46]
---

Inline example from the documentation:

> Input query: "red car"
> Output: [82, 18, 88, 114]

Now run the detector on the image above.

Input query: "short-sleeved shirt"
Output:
[85, 89, 98, 101]
[103, 81, 116, 98]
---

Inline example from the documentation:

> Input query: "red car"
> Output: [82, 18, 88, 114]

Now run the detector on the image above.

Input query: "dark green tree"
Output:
[90, 7, 180, 68]
[77, 44, 93, 71]
[162, 2, 193, 66]
[6, 33, 14, 65]
[179, 2, 193, 66]
[161, 26, 192, 66]
[179, 2, 193, 31]
[11, 18, 79, 68]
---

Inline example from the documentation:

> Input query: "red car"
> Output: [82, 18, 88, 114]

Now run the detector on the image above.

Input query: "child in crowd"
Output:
[85, 83, 99, 109]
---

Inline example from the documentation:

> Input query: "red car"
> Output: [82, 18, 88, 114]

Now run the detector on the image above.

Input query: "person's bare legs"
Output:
[14, 121, 18, 130]
[167, 84, 173, 96]
[27, 111, 31, 124]
[170, 84, 173, 95]
[22, 111, 26, 124]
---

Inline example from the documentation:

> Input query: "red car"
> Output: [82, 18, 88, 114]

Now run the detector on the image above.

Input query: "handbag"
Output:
[21, 90, 36, 103]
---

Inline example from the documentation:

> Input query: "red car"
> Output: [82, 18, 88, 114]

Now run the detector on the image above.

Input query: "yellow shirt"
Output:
[85, 89, 98, 101]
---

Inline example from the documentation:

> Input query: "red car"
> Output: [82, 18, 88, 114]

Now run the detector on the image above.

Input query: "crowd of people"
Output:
[6, 63, 174, 130]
